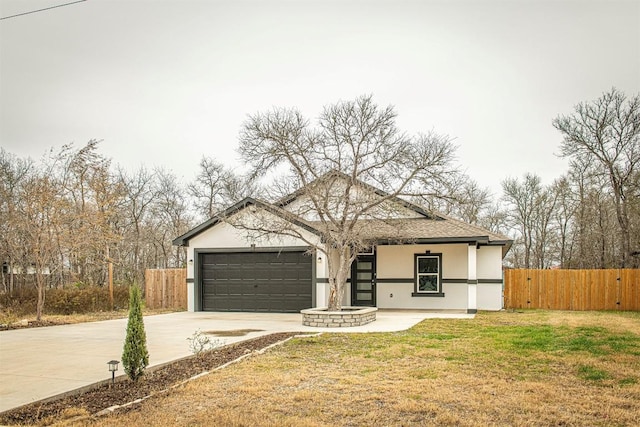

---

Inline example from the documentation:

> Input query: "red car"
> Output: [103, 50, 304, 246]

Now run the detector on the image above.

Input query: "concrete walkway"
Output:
[0, 310, 473, 412]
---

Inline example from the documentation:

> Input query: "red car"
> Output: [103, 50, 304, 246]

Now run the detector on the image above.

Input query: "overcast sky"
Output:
[1, 0, 639, 195]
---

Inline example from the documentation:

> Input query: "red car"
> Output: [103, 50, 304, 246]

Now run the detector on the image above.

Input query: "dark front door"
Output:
[351, 255, 376, 306]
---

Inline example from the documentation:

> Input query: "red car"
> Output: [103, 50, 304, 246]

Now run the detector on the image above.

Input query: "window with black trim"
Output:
[413, 253, 444, 297]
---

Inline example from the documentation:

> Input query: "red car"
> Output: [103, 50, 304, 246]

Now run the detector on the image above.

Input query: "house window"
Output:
[413, 253, 444, 297]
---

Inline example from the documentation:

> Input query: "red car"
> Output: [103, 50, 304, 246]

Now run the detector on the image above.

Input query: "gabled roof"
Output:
[276, 169, 443, 220]
[172, 197, 320, 247]
[174, 173, 513, 256]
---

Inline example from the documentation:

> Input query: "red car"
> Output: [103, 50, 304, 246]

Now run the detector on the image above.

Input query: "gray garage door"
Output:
[200, 251, 312, 312]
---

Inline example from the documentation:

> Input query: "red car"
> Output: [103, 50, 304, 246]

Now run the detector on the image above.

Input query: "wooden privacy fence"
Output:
[504, 269, 640, 311]
[145, 269, 187, 310]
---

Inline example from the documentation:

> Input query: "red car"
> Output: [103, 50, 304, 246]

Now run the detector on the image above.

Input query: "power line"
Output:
[0, 0, 87, 21]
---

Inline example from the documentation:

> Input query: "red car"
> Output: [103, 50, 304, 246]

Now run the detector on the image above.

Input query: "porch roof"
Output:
[309, 216, 512, 255]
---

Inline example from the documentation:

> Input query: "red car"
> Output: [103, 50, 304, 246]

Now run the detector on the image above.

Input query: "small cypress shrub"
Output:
[121, 285, 149, 381]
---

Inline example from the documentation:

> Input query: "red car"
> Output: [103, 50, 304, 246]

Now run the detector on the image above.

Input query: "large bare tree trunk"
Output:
[327, 247, 354, 311]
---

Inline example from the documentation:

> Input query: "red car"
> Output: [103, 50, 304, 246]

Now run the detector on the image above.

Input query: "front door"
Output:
[351, 255, 376, 306]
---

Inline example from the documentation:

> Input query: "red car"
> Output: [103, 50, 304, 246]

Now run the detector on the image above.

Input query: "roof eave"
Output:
[172, 197, 259, 247]
[373, 236, 514, 259]
[493, 239, 514, 258]
[374, 236, 490, 245]
[172, 197, 322, 247]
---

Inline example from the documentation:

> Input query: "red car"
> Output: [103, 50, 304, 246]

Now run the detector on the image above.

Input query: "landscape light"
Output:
[107, 360, 119, 385]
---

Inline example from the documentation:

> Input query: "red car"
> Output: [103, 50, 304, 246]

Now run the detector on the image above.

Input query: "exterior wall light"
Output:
[188, 259, 194, 266]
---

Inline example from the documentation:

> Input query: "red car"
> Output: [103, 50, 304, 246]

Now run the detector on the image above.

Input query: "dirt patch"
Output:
[0, 332, 300, 426]
[205, 328, 264, 337]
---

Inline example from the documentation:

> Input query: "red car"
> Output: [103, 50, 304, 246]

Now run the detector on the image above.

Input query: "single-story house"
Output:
[173, 175, 512, 314]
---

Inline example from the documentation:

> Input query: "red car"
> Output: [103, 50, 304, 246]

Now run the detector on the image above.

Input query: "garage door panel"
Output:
[252, 285, 268, 295]
[228, 297, 246, 310]
[200, 251, 312, 312]
[243, 283, 258, 295]
[283, 269, 303, 280]
[267, 283, 285, 294]
[252, 268, 270, 279]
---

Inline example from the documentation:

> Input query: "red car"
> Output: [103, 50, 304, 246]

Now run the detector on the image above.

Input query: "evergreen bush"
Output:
[121, 284, 149, 381]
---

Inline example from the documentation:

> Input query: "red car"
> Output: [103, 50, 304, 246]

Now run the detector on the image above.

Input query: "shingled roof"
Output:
[307, 215, 512, 256]
[341, 216, 511, 243]
[173, 173, 513, 257]
[276, 170, 512, 254]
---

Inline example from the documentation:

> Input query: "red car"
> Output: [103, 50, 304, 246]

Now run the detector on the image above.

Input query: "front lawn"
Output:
[74, 311, 640, 426]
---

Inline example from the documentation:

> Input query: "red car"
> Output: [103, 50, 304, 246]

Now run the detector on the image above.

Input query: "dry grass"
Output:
[0, 307, 182, 329]
[68, 310, 640, 426]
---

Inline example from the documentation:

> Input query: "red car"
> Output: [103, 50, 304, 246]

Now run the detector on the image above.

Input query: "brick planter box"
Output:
[300, 307, 377, 327]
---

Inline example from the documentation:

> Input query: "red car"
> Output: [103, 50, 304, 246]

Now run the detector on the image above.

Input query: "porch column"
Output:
[467, 243, 477, 314]
[314, 250, 326, 308]
[187, 250, 195, 312]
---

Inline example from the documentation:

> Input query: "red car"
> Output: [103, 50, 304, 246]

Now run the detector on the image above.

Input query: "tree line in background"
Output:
[417, 88, 639, 270]
[0, 141, 250, 300]
[1, 88, 638, 301]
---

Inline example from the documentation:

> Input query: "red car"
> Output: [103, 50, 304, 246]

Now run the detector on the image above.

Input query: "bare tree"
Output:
[410, 169, 464, 215]
[15, 169, 70, 320]
[453, 180, 493, 225]
[502, 174, 538, 268]
[478, 201, 510, 237]
[567, 157, 594, 268]
[502, 174, 557, 268]
[237, 95, 457, 310]
[188, 156, 254, 220]
[553, 88, 640, 267]
[150, 167, 193, 268]
[424, 177, 493, 226]
[52, 141, 123, 285]
[550, 175, 577, 268]
[0, 150, 34, 293]
[118, 166, 159, 284]
[532, 182, 558, 269]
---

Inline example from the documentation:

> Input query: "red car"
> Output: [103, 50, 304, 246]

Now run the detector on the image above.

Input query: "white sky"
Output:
[1, 0, 639, 195]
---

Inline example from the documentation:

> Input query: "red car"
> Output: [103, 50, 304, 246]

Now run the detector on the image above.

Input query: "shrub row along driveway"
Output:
[0, 310, 468, 412]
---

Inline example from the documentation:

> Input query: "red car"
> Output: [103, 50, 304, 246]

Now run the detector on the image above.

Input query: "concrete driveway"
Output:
[0, 310, 473, 412]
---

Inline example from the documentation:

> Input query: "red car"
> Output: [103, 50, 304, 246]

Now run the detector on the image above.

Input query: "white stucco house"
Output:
[173, 174, 512, 314]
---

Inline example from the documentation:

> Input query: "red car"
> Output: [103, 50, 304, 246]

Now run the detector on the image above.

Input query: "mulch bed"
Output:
[0, 332, 300, 425]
